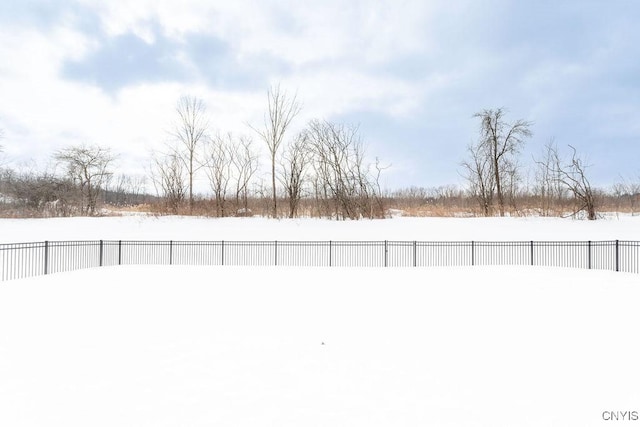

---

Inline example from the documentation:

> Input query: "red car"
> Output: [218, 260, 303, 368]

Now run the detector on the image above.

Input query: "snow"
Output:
[1, 216, 640, 426]
[1, 213, 640, 243]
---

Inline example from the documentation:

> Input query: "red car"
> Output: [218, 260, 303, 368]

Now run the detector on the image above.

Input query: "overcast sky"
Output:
[0, 0, 638, 191]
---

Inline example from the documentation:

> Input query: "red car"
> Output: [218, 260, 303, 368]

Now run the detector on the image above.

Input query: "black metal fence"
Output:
[1, 240, 639, 281]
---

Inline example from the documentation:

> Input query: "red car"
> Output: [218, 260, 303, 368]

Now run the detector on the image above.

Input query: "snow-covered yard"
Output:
[1, 215, 639, 426]
[2, 213, 640, 243]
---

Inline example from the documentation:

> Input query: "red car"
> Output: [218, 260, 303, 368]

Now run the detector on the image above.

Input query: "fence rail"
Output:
[1, 240, 639, 281]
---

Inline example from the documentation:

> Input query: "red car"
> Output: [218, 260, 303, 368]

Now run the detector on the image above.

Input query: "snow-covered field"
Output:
[2, 213, 640, 242]
[1, 215, 639, 426]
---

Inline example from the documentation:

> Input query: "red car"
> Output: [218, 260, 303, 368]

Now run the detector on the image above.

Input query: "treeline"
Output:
[1, 158, 639, 219]
[385, 184, 640, 218]
[0, 86, 385, 219]
[0, 150, 152, 218]
[148, 88, 385, 220]
[1, 100, 638, 220]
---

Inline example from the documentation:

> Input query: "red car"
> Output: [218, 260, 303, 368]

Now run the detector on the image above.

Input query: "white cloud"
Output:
[72, 0, 437, 76]
[1, 0, 638, 190]
[44, 0, 440, 128]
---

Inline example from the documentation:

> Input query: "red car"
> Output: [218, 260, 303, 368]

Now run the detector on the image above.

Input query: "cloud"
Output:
[62, 31, 190, 92]
[184, 33, 288, 91]
[0, 0, 639, 190]
[0, 0, 80, 27]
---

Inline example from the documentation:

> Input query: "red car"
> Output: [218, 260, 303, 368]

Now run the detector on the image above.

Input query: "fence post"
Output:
[588, 240, 591, 270]
[384, 240, 388, 267]
[329, 240, 332, 267]
[118, 240, 122, 265]
[169, 240, 173, 265]
[44, 240, 49, 275]
[221, 240, 225, 266]
[274, 240, 278, 266]
[616, 240, 619, 272]
[413, 241, 417, 267]
[471, 241, 475, 266]
[99, 240, 103, 267]
[530, 241, 534, 266]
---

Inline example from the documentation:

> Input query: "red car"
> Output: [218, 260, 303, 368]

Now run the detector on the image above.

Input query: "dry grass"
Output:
[4, 192, 639, 220]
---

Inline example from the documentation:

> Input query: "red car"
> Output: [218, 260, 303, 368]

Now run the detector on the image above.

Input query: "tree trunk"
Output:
[271, 153, 277, 218]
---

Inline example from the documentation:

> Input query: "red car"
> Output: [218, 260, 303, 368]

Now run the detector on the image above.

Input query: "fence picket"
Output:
[1, 240, 638, 281]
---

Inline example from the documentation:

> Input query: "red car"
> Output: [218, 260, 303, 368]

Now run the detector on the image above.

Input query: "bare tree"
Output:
[472, 108, 532, 216]
[172, 95, 210, 213]
[503, 157, 521, 212]
[308, 119, 352, 218]
[461, 141, 495, 216]
[107, 174, 148, 206]
[373, 157, 389, 216]
[279, 131, 310, 218]
[54, 144, 116, 215]
[150, 151, 187, 214]
[306, 120, 381, 219]
[616, 176, 640, 215]
[0, 164, 77, 217]
[230, 135, 259, 214]
[545, 144, 597, 220]
[533, 139, 568, 216]
[203, 133, 233, 217]
[251, 84, 301, 217]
